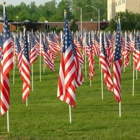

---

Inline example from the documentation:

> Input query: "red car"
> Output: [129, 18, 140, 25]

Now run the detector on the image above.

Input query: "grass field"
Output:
[0, 54, 140, 140]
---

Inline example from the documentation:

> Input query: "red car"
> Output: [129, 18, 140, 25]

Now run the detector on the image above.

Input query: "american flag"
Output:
[71, 38, 84, 88]
[21, 29, 30, 102]
[15, 35, 23, 74]
[48, 33, 60, 54]
[34, 33, 40, 55]
[29, 33, 38, 65]
[133, 33, 140, 71]
[0, 5, 13, 115]
[113, 18, 122, 103]
[124, 35, 131, 67]
[93, 33, 100, 56]
[105, 34, 113, 67]
[100, 32, 113, 92]
[42, 35, 55, 71]
[88, 32, 95, 81]
[57, 11, 76, 107]
[75, 35, 83, 50]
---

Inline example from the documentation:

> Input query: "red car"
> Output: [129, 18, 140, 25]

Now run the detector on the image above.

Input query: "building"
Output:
[107, 0, 140, 21]
[0, 21, 109, 32]
[107, 0, 116, 21]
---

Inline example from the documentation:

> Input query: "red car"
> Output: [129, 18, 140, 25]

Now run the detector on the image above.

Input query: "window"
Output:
[122, 0, 125, 4]
[118, 0, 121, 6]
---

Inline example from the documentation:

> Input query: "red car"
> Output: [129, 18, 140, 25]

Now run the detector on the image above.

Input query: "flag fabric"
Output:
[105, 34, 113, 67]
[75, 35, 83, 50]
[41, 35, 55, 71]
[88, 32, 95, 81]
[29, 33, 38, 65]
[93, 33, 100, 56]
[72, 41, 84, 88]
[34, 32, 40, 55]
[123, 35, 131, 67]
[57, 11, 77, 108]
[113, 18, 122, 103]
[15, 35, 23, 74]
[21, 29, 30, 102]
[100, 32, 113, 92]
[133, 33, 140, 71]
[0, 5, 13, 115]
[47, 33, 60, 59]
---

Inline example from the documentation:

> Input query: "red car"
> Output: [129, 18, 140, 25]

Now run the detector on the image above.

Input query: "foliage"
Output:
[56, 27, 63, 33]
[39, 17, 46, 22]
[109, 10, 140, 31]
[0, 0, 107, 23]
[70, 20, 78, 32]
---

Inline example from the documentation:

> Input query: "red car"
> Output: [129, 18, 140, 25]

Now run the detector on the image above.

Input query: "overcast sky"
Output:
[3, 0, 61, 6]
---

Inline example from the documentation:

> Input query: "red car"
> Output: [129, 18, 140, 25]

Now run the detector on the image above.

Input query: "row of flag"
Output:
[0, 4, 140, 117]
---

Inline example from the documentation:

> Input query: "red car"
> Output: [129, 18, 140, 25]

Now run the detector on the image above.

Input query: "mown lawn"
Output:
[0, 54, 140, 140]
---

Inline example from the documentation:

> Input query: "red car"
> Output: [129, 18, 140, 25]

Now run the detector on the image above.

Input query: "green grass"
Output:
[0, 55, 140, 140]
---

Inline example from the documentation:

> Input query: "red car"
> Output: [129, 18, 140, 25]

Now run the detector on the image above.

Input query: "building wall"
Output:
[35, 21, 107, 31]
[107, 0, 140, 21]
[0, 23, 16, 32]
[107, 0, 116, 21]
[126, 0, 140, 13]
[0, 21, 108, 32]
[116, 0, 126, 12]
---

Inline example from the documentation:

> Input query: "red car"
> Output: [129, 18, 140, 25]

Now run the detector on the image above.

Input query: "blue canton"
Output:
[23, 30, 29, 61]
[114, 20, 121, 61]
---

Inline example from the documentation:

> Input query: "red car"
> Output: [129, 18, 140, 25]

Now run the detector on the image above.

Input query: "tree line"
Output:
[0, 0, 106, 22]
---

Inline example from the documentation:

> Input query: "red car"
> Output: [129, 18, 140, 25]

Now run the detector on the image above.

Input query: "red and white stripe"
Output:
[0, 38, 13, 115]
[57, 44, 76, 107]
[21, 55, 30, 101]
[30, 45, 38, 65]
[100, 53, 113, 92]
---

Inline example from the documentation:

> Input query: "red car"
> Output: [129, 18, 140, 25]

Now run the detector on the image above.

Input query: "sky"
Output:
[3, 0, 61, 6]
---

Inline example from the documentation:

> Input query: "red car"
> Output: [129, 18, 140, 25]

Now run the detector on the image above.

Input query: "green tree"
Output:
[39, 17, 46, 22]
[109, 10, 140, 31]
[56, 0, 73, 22]
[70, 20, 78, 32]
[0, 0, 107, 23]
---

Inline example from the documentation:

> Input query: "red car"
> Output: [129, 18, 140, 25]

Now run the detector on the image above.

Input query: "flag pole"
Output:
[32, 64, 33, 91]
[7, 110, 10, 132]
[26, 97, 28, 106]
[90, 79, 92, 86]
[119, 101, 121, 118]
[132, 61, 135, 96]
[69, 105, 72, 124]
[101, 68, 103, 100]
